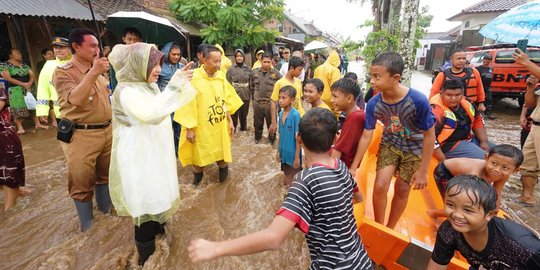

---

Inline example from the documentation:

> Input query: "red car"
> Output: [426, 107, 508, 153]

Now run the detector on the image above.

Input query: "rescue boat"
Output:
[353, 124, 507, 269]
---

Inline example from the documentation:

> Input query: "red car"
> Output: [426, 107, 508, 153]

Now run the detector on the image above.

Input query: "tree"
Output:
[169, 0, 285, 48]
[398, 0, 420, 85]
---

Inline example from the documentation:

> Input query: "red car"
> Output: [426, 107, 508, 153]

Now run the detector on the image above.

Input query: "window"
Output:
[495, 49, 540, 63]
[470, 51, 485, 64]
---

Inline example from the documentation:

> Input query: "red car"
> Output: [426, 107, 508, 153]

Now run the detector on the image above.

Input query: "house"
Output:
[0, 0, 201, 74]
[265, 10, 322, 44]
[447, 0, 526, 48]
[415, 32, 452, 71]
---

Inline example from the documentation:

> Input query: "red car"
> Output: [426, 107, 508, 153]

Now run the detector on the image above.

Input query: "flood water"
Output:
[1, 68, 539, 269]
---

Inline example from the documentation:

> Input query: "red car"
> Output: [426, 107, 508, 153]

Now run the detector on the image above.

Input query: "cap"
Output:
[51, 37, 69, 46]
[483, 54, 492, 60]
[256, 50, 264, 55]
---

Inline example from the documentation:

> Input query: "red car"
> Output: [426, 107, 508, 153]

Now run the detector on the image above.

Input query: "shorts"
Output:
[434, 162, 454, 198]
[376, 143, 421, 184]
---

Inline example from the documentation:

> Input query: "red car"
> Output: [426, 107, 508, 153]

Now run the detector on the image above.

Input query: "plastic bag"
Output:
[25, 91, 37, 110]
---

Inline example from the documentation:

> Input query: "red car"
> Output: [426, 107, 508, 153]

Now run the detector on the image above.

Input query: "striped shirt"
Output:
[277, 159, 373, 269]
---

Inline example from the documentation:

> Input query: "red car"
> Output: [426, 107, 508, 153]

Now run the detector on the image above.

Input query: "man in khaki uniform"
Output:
[52, 28, 112, 231]
[250, 52, 281, 144]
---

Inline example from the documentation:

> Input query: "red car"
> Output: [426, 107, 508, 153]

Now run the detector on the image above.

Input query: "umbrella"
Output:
[304, 40, 329, 51]
[106, 11, 185, 46]
[480, 1, 540, 46]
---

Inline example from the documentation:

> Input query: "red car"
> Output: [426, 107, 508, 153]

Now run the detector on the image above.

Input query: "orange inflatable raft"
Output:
[353, 124, 505, 269]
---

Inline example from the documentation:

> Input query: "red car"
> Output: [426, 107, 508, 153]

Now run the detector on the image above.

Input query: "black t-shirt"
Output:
[432, 218, 540, 269]
[476, 65, 493, 91]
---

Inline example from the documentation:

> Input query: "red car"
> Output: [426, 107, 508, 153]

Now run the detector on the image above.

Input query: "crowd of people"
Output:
[1, 25, 540, 269]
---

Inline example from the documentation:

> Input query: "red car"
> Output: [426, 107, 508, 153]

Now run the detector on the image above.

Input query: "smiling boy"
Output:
[428, 175, 540, 269]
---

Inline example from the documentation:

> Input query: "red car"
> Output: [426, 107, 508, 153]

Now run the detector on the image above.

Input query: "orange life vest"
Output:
[430, 94, 475, 144]
[442, 67, 481, 102]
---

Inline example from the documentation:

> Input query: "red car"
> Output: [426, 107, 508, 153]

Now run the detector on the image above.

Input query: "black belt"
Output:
[532, 120, 540, 126]
[75, 120, 111, 129]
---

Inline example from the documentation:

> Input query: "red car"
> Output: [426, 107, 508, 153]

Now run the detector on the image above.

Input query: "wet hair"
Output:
[123, 27, 142, 39]
[441, 79, 464, 91]
[261, 52, 273, 60]
[197, 43, 209, 54]
[331, 78, 360, 99]
[344, 72, 358, 81]
[305, 78, 324, 93]
[445, 175, 497, 214]
[288, 56, 304, 70]
[41, 48, 52, 56]
[298, 108, 338, 153]
[68, 28, 97, 54]
[203, 45, 221, 59]
[449, 48, 466, 58]
[371, 52, 404, 76]
[279, 85, 297, 98]
[488, 144, 524, 167]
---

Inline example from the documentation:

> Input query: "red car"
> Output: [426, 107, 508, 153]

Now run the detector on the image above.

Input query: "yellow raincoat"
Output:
[36, 57, 70, 117]
[215, 44, 232, 73]
[174, 67, 243, 167]
[252, 60, 261, 70]
[314, 50, 341, 110]
[108, 43, 196, 226]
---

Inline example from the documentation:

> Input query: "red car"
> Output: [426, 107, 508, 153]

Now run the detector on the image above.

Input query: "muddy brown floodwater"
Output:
[0, 96, 538, 270]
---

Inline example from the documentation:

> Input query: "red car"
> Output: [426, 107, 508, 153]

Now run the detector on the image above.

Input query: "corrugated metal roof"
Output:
[0, 0, 104, 20]
[75, 0, 148, 20]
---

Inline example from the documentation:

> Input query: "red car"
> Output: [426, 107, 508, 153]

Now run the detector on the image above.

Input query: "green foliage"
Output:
[360, 5, 432, 66]
[169, 0, 285, 47]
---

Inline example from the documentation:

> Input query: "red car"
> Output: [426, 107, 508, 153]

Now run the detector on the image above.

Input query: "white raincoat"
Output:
[108, 43, 195, 225]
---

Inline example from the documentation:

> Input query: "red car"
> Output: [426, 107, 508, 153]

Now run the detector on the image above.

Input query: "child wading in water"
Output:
[428, 175, 540, 269]
[188, 108, 374, 269]
[349, 52, 436, 229]
[276, 85, 301, 185]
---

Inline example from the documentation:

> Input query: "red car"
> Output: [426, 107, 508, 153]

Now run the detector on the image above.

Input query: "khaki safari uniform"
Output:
[521, 95, 540, 177]
[52, 57, 112, 202]
[250, 67, 281, 140]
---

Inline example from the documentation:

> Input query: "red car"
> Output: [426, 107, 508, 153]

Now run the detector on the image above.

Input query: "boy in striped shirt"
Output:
[188, 108, 373, 269]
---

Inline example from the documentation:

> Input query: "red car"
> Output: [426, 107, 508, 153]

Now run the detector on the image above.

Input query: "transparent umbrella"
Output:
[480, 1, 540, 46]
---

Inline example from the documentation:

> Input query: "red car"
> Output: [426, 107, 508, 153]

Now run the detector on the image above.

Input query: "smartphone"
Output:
[516, 39, 528, 53]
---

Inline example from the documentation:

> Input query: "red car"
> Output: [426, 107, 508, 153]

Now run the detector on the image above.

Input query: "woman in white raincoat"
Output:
[108, 43, 195, 265]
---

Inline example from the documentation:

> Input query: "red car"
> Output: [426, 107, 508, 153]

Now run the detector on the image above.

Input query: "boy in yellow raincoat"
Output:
[175, 45, 243, 185]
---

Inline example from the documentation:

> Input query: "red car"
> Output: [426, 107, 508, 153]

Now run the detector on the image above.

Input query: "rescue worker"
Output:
[431, 79, 490, 161]
[430, 48, 486, 112]
[476, 54, 494, 119]
[226, 49, 251, 132]
[250, 52, 281, 144]
[36, 37, 72, 128]
[174, 46, 243, 185]
[313, 50, 341, 111]
[52, 28, 112, 231]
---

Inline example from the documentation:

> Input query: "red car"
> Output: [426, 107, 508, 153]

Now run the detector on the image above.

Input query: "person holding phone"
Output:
[513, 48, 540, 206]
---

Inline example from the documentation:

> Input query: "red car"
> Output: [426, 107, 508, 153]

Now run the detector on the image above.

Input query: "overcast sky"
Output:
[283, 0, 484, 41]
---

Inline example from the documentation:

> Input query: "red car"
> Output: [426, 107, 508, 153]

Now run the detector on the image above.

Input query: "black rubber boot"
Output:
[219, 166, 229, 183]
[136, 240, 156, 266]
[74, 200, 93, 232]
[193, 172, 203, 186]
[95, 184, 112, 214]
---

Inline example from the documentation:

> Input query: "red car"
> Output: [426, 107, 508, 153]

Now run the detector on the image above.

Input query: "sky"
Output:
[283, 0, 484, 41]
